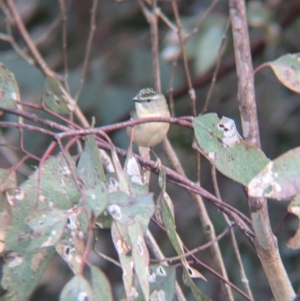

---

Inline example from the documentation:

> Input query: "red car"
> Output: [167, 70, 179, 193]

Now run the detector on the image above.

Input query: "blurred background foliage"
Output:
[1, 0, 300, 300]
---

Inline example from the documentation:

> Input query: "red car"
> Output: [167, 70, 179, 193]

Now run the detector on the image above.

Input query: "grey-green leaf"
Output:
[25, 208, 67, 249]
[128, 223, 149, 301]
[193, 113, 270, 186]
[59, 275, 93, 301]
[248, 147, 300, 200]
[42, 76, 72, 115]
[1, 154, 79, 301]
[0, 63, 19, 110]
[78, 135, 106, 185]
[90, 265, 113, 301]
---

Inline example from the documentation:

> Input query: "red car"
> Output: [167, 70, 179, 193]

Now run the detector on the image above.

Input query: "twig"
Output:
[212, 165, 253, 299]
[187, 0, 220, 38]
[136, 0, 161, 92]
[155, 223, 234, 263]
[4, 0, 60, 79]
[171, 0, 196, 116]
[74, 0, 98, 103]
[201, 18, 230, 113]
[59, 0, 70, 93]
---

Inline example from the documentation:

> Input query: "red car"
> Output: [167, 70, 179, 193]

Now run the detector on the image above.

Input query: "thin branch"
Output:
[74, 0, 99, 102]
[4, 0, 60, 79]
[171, 0, 196, 116]
[155, 223, 234, 263]
[212, 165, 253, 299]
[137, 0, 161, 92]
[201, 18, 230, 113]
[59, 0, 70, 93]
[187, 0, 220, 38]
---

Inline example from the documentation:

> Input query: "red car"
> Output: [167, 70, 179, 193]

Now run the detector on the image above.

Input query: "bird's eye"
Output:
[146, 99, 152, 103]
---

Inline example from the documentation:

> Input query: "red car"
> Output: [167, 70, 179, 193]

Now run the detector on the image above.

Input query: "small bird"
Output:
[127, 88, 170, 147]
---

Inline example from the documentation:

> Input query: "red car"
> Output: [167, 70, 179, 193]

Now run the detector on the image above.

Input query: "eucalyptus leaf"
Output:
[59, 275, 93, 301]
[111, 223, 133, 299]
[248, 147, 300, 200]
[1, 154, 79, 301]
[0, 63, 19, 110]
[265, 53, 300, 93]
[42, 76, 72, 115]
[128, 223, 149, 301]
[78, 135, 106, 185]
[108, 191, 154, 231]
[90, 265, 113, 301]
[193, 113, 270, 186]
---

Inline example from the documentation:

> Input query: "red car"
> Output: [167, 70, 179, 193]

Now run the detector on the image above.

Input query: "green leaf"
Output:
[78, 135, 106, 184]
[42, 76, 72, 115]
[148, 265, 176, 301]
[128, 223, 149, 301]
[132, 264, 176, 301]
[265, 53, 300, 93]
[111, 223, 133, 299]
[2, 248, 55, 301]
[124, 154, 148, 195]
[248, 147, 300, 200]
[83, 185, 108, 218]
[193, 113, 270, 186]
[59, 275, 92, 301]
[90, 265, 113, 301]
[111, 145, 129, 193]
[1, 154, 79, 300]
[0, 63, 19, 110]
[24, 208, 67, 249]
[108, 191, 154, 231]
[78, 135, 108, 218]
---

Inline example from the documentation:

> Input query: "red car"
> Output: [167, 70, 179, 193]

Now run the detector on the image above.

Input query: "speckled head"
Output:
[133, 88, 162, 103]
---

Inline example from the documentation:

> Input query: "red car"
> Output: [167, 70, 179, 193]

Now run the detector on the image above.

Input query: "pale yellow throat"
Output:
[127, 88, 170, 147]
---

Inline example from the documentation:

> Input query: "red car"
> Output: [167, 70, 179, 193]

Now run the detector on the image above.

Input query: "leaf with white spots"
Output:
[111, 223, 133, 299]
[24, 208, 67, 250]
[83, 184, 108, 218]
[248, 147, 300, 200]
[108, 191, 154, 232]
[59, 275, 93, 301]
[1, 154, 79, 301]
[131, 265, 175, 301]
[193, 113, 270, 186]
[0, 63, 19, 110]
[128, 223, 149, 301]
[149, 265, 175, 300]
[124, 154, 148, 195]
[2, 248, 55, 301]
[78, 135, 108, 217]
[264, 53, 300, 93]
[42, 76, 72, 115]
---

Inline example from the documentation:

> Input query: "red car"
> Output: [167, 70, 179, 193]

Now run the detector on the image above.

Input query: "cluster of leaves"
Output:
[1, 47, 300, 301]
